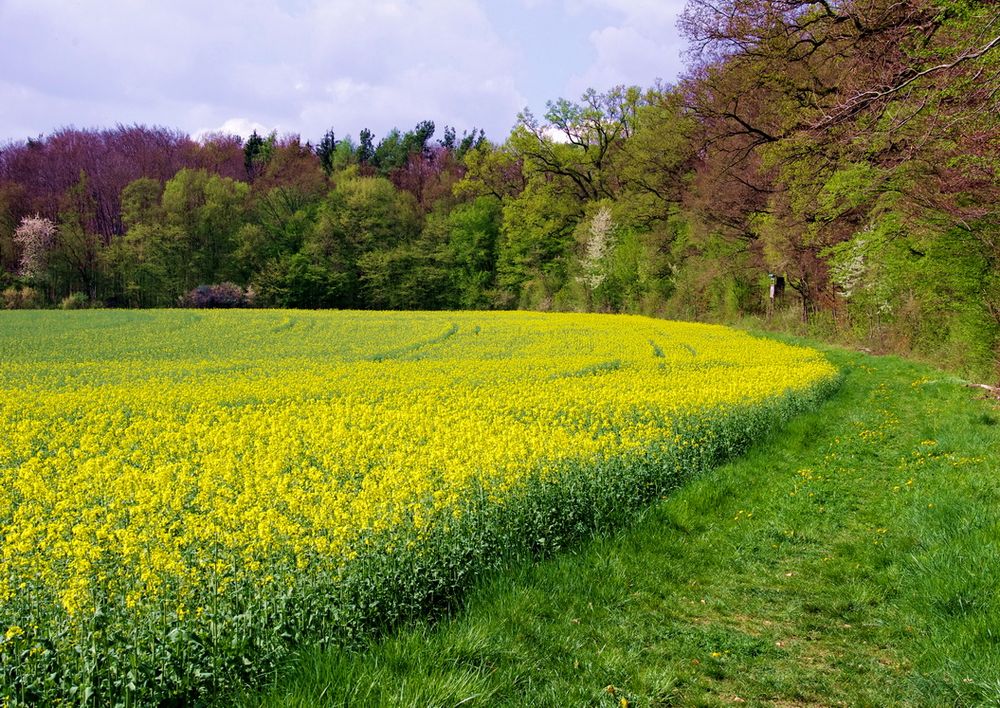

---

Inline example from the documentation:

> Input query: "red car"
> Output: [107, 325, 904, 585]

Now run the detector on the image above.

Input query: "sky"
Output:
[0, 0, 689, 145]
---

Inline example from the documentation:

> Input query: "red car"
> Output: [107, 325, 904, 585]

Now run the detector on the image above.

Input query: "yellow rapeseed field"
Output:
[0, 310, 837, 703]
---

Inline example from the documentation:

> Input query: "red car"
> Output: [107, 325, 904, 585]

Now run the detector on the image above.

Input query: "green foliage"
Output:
[104, 223, 182, 307]
[107, 179, 174, 307]
[0, 181, 27, 273]
[358, 244, 449, 310]
[356, 129, 375, 165]
[251, 252, 349, 309]
[496, 179, 582, 308]
[161, 168, 250, 289]
[330, 136, 357, 173]
[454, 142, 524, 202]
[243, 130, 276, 180]
[442, 197, 502, 308]
[372, 121, 435, 173]
[318, 176, 419, 254]
[120, 177, 163, 230]
[827, 215, 999, 378]
[247, 176, 421, 309]
[596, 230, 657, 313]
[315, 128, 337, 175]
[59, 292, 91, 310]
[49, 172, 102, 301]
[1, 286, 41, 310]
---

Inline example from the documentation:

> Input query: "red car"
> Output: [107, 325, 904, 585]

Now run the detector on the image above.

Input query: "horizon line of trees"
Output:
[2, 0, 998, 380]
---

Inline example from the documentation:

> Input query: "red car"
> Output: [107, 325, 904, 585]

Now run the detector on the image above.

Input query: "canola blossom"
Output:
[0, 310, 837, 703]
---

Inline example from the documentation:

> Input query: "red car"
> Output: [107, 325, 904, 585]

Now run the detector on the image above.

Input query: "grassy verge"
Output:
[244, 341, 1000, 707]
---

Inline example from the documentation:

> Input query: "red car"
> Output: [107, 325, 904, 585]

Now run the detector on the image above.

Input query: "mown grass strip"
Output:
[248, 342, 1000, 707]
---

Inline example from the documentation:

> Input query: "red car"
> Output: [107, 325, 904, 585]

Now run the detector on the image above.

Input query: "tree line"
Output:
[1, 0, 998, 379]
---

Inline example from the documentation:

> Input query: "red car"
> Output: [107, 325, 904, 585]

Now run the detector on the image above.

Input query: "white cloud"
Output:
[0, 0, 688, 144]
[0, 0, 527, 142]
[193, 118, 276, 142]
[564, 0, 688, 96]
[575, 0, 684, 27]
[542, 126, 572, 143]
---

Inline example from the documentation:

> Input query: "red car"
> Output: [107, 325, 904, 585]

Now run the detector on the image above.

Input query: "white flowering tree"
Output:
[579, 204, 613, 291]
[13, 215, 57, 282]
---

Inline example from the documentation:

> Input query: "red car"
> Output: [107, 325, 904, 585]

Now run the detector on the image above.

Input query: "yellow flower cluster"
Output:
[0, 310, 836, 700]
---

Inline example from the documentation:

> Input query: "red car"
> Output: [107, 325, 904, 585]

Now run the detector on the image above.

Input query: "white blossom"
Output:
[580, 205, 613, 289]
[13, 215, 57, 280]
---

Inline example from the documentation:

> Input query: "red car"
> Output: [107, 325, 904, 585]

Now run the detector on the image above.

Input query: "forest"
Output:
[1, 0, 997, 379]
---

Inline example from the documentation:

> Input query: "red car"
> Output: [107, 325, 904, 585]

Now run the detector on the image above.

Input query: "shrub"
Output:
[179, 283, 250, 308]
[59, 292, 91, 310]
[2, 286, 42, 310]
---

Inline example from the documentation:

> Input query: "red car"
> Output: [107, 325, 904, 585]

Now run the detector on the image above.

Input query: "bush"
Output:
[59, 292, 91, 310]
[2, 286, 42, 310]
[179, 283, 252, 308]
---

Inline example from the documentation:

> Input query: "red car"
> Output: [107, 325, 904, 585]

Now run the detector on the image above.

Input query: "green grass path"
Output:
[248, 343, 1000, 707]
